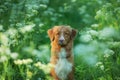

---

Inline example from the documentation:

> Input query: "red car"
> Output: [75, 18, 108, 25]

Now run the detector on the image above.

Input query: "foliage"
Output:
[0, 0, 120, 80]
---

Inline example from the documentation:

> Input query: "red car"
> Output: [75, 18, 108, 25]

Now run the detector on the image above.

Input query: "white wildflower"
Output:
[95, 62, 103, 67]
[0, 56, 8, 63]
[14, 59, 33, 65]
[1, 34, 9, 46]
[43, 66, 51, 74]
[6, 28, 17, 38]
[34, 62, 53, 74]
[71, 0, 76, 2]
[87, 30, 98, 37]
[108, 42, 120, 48]
[104, 49, 114, 57]
[40, 64, 51, 74]
[5, 48, 11, 55]
[0, 47, 11, 55]
[91, 24, 99, 28]
[47, 63, 55, 68]
[99, 27, 115, 40]
[26, 59, 33, 63]
[100, 65, 104, 70]
[96, 10, 102, 16]
[19, 24, 35, 33]
[95, 10, 103, 19]
[95, 62, 104, 70]
[103, 49, 114, 58]
[39, 4, 47, 8]
[24, 24, 35, 31]
[10, 52, 18, 59]
[42, 63, 54, 74]
[22, 59, 33, 64]
[34, 62, 42, 67]
[14, 59, 23, 65]
[39, 23, 44, 27]
[40, 64, 47, 69]
[104, 53, 110, 58]
[80, 34, 92, 43]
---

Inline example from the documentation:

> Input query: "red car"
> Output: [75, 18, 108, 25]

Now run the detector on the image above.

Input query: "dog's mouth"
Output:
[58, 42, 66, 47]
[60, 44, 66, 47]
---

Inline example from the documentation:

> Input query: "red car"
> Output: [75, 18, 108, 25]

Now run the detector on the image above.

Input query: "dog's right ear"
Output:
[71, 29, 77, 39]
[47, 29, 54, 41]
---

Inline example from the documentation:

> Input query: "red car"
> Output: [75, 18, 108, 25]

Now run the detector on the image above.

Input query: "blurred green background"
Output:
[0, 0, 120, 80]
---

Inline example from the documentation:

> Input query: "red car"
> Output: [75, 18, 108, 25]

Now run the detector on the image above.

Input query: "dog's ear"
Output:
[71, 29, 77, 39]
[47, 29, 54, 41]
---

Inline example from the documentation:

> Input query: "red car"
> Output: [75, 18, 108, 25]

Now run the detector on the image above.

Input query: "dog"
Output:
[47, 25, 77, 80]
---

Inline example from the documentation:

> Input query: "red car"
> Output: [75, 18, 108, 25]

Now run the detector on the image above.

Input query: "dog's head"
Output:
[47, 26, 77, 46]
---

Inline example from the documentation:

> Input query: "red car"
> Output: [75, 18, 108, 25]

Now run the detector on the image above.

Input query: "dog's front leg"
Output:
[68, 68, 74, 80]
[50, 67, 59, 80]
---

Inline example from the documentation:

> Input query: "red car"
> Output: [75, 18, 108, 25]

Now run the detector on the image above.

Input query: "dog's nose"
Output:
[59, 39, 64, 43]
[59, 34, 65, 45]
[59, 39, 64, 45]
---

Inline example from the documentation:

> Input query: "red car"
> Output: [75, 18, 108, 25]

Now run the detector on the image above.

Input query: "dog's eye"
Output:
[56, 33, 59, 35]
[65, 32, 69, 35]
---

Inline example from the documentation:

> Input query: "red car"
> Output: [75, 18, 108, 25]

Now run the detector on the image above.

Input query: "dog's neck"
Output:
[58, 48, 67, 58]
[51, 40, 73, 58]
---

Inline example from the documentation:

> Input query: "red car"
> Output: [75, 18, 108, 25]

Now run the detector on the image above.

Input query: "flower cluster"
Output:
[103, 49, 114, 58]
[80, 34, 92, 43]
[19, 24, 35, 33]
[34, 62, 54, 74]
[0, 44, 18, 63]
[0, 33, 9, 46]
[6, 28, 17, 39]
[99, 27, 116, 40]
[14, 59, 33, 65]
[95, 62, 104, 70]
[0, 56, 7, 63]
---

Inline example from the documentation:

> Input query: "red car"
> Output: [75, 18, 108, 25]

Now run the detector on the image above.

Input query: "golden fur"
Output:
[47, 25, 77, 80]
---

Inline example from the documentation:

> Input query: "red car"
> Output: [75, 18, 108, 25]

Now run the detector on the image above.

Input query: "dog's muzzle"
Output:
[59, 39, 64, 44]
[58, 35, 65, 46]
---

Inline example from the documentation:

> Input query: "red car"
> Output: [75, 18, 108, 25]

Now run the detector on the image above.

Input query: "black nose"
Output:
[59, 40, 64, 43]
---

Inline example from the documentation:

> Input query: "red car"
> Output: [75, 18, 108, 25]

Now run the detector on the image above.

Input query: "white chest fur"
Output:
[55, 48, 72, 80]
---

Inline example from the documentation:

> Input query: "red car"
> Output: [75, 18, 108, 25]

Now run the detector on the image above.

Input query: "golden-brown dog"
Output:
[47, 25, 77, 80]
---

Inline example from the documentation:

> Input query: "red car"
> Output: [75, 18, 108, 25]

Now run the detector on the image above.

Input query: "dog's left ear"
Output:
[47, 29, 54, 41]
[71, 29, 77, 39]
